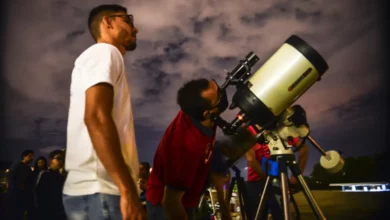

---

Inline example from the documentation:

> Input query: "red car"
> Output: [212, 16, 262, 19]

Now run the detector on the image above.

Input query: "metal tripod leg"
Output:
[279, 158, 292, 220]
[237, 177, 248, 220]
[288, 160, 326, 220]
[255, 175, 272, 220]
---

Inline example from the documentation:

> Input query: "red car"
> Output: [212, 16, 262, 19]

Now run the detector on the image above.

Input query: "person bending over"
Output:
[146, 78, 232, 220]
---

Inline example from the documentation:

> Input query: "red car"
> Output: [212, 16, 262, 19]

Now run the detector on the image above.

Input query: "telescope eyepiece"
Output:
[245, 52, 259, 67]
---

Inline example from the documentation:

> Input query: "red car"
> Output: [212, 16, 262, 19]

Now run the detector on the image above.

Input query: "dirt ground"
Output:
[288, 190, 390, 220]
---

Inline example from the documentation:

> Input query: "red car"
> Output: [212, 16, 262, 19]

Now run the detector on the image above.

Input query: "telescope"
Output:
[212, 35, 344, 220]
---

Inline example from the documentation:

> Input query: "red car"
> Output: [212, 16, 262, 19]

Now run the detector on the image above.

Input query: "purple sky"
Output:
[1, 0, 388, 177]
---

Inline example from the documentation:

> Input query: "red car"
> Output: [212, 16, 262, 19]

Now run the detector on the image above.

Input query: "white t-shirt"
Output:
[63, 43, 139, 196]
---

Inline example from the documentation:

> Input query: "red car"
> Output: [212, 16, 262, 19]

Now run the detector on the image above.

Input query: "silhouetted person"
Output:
[138, 173, 148, 211]
[35, 150, 66, 220]
[33, 156, 47, 179]
[6, 149, 35, 220]
[139, 161, 150, 178]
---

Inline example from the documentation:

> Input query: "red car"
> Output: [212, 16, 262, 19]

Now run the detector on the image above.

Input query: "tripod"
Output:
[228, 165, 249, 220]
[255, 154, 326, 220]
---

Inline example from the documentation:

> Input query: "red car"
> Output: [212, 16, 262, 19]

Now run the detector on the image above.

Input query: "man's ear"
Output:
[102, 16, 113, 29]
[203, 110, 211, 119]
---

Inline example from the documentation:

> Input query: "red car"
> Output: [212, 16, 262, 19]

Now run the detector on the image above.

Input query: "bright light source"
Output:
[5, 169, 9, 173]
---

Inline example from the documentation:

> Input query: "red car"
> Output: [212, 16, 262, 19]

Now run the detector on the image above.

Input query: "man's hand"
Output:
[120, 192, 146, 220]
[289, 176, 297, 185]
[211, 172, 232, 220]
[162, 186, 187, 220]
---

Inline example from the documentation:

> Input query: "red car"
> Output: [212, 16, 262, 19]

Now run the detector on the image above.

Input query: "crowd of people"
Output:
[5, 3, 310, 220]
[4, 149, 67, 220]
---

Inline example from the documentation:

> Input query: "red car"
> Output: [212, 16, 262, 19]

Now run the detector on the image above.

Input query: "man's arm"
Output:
[245, 148, 266, 178]
[294, 140, 309, 174]
[162, 187, 188, 220]
[84, 83, 139, 199]
[210, 172, 232, 220]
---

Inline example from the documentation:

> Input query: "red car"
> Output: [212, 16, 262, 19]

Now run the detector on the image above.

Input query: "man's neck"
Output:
[97, 39, 125, 56]
[200, 120, 213, 129]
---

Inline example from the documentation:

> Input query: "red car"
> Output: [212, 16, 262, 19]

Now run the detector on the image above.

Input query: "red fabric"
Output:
[146, 111, 216, 208]
[246, 126, 301, 182]
[247, 143, 270, 181]
[287, 136, 300, 146]
[246, 125, 270, 182]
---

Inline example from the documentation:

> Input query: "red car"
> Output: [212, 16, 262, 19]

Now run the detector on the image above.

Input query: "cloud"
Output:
[2, 0, 388, 165]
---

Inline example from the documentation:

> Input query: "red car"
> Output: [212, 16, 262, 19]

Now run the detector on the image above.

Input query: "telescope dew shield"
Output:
[232, 35, 328, 127]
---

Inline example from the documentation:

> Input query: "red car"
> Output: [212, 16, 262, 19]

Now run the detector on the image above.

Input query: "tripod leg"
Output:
[238, 177, 249, 220]
[236, 179, 247, 220]
[297, 175, 326, 220]
[254, 175, 271, 220]
[228, 178, 236, 203]
[279, 168, 292, 220]
[289, 160, 326, 220]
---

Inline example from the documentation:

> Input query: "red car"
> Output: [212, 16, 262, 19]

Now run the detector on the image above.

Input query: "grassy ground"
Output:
[289, 190, 390, 220]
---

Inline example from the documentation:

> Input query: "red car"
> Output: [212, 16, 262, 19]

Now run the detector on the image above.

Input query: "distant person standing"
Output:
[35, 150, 66, 220]
[6, 149, 35, 220]
[63, 4, 145, 220]
[139, 162, 150, 178]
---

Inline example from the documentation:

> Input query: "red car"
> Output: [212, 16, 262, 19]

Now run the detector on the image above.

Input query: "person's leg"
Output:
[63, 193, 122, 220]
[185, 208, 196, 220]
[62, 194, 89, 220]
[89, 194, 122, 220]
[146, 200, 167, 220]
[245, 180, 268, 220]
[6, 194, 26, 220]
[267, 179, 284, 220]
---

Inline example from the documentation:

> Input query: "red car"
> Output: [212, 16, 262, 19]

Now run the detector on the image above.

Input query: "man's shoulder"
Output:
[83, 43, 120, 54]
[75, 43, 123, 65]
[160, 111, 200, 149]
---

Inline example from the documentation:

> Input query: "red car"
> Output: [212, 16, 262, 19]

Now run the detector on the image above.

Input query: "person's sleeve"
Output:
[80, 45, 123, 91]
[164, 137, 202, 191]
[210, 143, 228, 174]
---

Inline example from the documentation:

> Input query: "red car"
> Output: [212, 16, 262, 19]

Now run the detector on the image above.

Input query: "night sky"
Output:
[1, 0, 389, 178]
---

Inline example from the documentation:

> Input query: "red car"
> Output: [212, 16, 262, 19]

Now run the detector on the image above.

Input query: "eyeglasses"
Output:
[108, 14, 134, 27]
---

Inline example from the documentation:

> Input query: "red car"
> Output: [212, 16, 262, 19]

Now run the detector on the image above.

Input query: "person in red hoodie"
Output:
[146, 78, 232, 220]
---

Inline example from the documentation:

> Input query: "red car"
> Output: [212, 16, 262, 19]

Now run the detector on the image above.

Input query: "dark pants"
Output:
[245, 179, 284, 220]
[6, 193, 34, 220]
[146, 200, 196, 220]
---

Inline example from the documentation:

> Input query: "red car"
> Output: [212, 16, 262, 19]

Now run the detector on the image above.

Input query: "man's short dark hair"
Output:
[177, 78, 211, 121]
[49, 149, 64, 161]
[21, 149, 34, 160]
[140, 162, 150, 171]
[88, 4, 127, 42]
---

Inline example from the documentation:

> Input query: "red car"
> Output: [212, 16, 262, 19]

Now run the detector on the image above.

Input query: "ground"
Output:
[289, 190, 389, 220]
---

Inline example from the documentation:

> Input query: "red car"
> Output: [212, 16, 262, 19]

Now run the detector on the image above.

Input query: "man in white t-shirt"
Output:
[62, 4, 145, 220]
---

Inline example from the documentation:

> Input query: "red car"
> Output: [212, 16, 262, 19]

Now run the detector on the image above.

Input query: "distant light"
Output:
[5, 169, 9, 173]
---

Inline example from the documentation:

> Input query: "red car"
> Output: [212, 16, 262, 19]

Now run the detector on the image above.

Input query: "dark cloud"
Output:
[66, 30, 86, 41]
[1, 0, 388, 177]
[326, 87, 387, 123]
[295, 8, 321, 21]
[193, 16, 218, 35]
